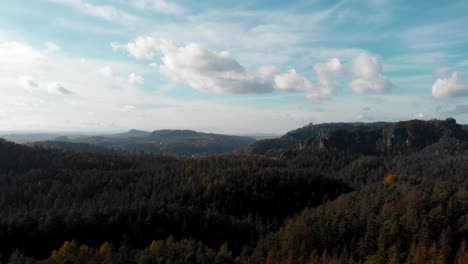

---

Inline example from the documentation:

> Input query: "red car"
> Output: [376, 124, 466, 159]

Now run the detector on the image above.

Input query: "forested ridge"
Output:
[1, 119, 467, 263]
[28, 129, 256, 157]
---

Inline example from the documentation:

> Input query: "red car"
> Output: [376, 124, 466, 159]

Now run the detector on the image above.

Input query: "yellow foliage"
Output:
[79, 244, 90, 255]
[149, 240, 163, 254]
[384, 174, 401, 186]
[98, 242, 112, 256]
[51, 240, 80, 262]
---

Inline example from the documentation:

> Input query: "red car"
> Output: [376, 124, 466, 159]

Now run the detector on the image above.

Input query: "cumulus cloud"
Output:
[273, 69, 313, 92]
[273, 58, 343, 100]
[310, 58, 343, 100]
[349, 75, 392, 94]
[112, 37, 273, 94]
[111, 37, 171, 59]
[47, 82, 72, 95]
[128, 73, 144, 85]
[432, 72, 468, 98]
[349, 52, 392, 94]
[274, 54, 389, 99]
[18, 76, 39, 92]
[112, 37, 394, 99]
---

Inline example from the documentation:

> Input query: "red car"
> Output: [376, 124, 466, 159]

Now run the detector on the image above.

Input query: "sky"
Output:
[1, 0, 468, 134]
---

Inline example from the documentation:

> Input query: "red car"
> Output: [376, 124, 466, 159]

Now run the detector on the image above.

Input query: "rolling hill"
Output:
[31, 129, 256, 156]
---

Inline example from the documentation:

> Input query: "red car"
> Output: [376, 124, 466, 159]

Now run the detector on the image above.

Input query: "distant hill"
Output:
[0, 133, 89, 143]
[29, 140, 118, 155]
[32, 129, 256, 156]
[107, 129, 151, 138]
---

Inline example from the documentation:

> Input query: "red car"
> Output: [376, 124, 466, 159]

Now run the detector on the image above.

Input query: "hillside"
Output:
[1, 119, 468, 263]
[32, 129, 256, 156]
[0, 138, 349, 261]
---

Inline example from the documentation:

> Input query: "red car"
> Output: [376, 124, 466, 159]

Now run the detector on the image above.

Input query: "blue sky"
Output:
[1, 0, 468, 133]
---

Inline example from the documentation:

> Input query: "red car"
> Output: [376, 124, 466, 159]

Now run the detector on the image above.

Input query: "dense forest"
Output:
[1, 119, 467, 263]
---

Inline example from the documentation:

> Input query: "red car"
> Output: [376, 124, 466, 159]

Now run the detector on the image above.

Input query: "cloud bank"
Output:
[113, 37, 393, 99]
[112, 37, 274, 94]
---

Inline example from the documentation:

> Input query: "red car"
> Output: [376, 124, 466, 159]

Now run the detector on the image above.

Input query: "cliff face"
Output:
[239, 118, 468, 158]
[377, 118, 463, 154]
[309, 118, 466, 155]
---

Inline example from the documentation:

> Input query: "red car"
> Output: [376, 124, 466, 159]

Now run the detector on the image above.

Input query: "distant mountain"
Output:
[33, 129, 256, 156]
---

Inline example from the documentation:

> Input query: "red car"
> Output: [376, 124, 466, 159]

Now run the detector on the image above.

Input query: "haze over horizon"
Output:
[2, 0, 468, 134]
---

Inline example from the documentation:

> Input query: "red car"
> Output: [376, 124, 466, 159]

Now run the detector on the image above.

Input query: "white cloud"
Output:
[18, 76, 39, 92]
[273, 58, 343, 100]
[44, 42, 61, 54]
[258, 65, 279, 78]
[310, 58, 343, 100]
[414, 112, 424, 119]
[113, 36, 396, 99]
[273, 69, 313, 92]
[130, 0, 185, 15]
[128, 73, 145, 85]
[49, 0, 137, 24]
[350, 52, 381, 79]
[0, 41, 45, 63]
[432, 72, 468, 98]
[112, 37, 274, 94]
[271, 54, 390, 99]
[349, 75, 392, 94]
[47, 82, 72, 95]
[100, 66, 147, 87]
[432, 66, 453, 76]
[111, 37, 170, 59]
[349, 52, 392, 94]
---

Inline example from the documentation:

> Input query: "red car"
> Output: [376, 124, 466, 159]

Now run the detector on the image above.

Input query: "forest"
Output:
[0, 118, 467, 263]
